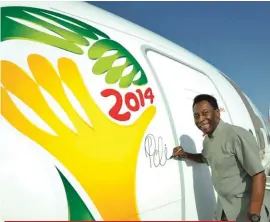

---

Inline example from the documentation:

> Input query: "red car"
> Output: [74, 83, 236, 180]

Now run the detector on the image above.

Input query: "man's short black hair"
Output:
[193, 94, 219, 110]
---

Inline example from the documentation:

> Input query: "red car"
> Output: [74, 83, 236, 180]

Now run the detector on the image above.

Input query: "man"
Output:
[172, 94, 268, 222]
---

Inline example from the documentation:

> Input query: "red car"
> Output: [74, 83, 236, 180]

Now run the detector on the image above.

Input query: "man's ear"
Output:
[216, 109, 221, 118]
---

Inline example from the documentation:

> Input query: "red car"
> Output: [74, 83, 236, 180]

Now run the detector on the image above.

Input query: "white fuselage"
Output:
[0, 1, 269, 221]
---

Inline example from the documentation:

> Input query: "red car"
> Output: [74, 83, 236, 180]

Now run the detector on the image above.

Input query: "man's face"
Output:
[193, 100, 220, 135]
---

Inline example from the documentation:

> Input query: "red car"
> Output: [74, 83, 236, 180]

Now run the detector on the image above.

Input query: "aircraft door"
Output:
[145, 50, 232, 221]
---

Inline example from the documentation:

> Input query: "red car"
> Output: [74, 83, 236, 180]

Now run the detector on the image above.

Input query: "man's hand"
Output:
[249, 171, 266, 220]
[172, 146, 205, 163]
[172, 146, 187, 159]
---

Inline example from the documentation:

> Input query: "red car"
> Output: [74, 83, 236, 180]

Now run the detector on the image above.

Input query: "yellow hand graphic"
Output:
[1, 54, 156, 220]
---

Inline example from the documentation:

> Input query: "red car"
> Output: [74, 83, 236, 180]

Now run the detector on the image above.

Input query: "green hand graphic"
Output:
[1, 5, 153, 220]
[1, 6, 148, 88]
[1, 6, 109, 54]
[89, 39, 147, 88]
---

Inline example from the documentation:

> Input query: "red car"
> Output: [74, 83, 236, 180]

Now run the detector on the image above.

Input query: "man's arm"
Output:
[185, 152, 205, 163]
[232, 128, 266, 217]
[249, 171, 266, 215]
[172, 146, 206, 163]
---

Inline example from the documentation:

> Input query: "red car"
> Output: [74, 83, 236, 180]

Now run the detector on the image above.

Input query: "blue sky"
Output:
[90, 1, 270, 119]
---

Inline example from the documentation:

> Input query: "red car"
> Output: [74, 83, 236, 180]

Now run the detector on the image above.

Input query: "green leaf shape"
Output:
[1, 6, 110, 54]
[88, 39, 148, 88]
[56, 167, 95, 221]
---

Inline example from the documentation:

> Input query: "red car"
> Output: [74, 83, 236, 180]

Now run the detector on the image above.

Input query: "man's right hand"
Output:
[172, 146, 187, 159]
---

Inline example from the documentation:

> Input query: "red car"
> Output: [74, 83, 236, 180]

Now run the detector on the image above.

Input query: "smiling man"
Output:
[172, 94, 268, 222]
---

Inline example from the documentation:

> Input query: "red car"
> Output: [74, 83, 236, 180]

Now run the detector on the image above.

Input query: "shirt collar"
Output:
[208, 119, 225, 138]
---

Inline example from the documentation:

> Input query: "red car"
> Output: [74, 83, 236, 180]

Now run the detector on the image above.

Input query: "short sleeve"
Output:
[202, 139, 209, 165]
[232, 128, 264, 176]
